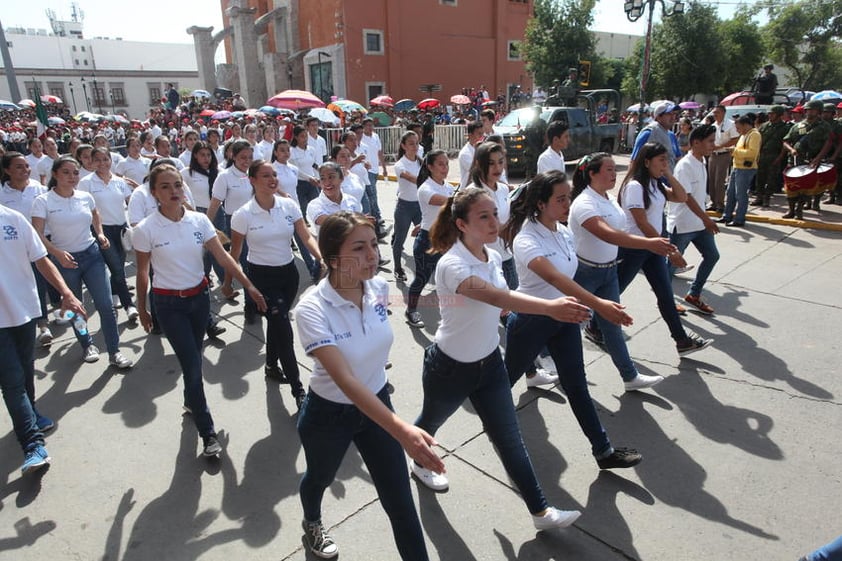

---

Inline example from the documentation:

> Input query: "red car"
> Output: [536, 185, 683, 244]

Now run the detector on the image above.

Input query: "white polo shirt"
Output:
[668, 154, 707, 234]
[350, 160, 370, 187]
[714, 118, 738, 150]
[290, 145, 319, 182]
[393, 156, 422, 202]
[181, 168, 218, 210]
[36, 155, 54, 184]
[0, 181, 47, 221]
[513, 219, 578, 300]
[256, 140, 275, 162]
[435, 240, 507, 362]
[115, 155, 151, 186]
[308, 133, 327, 164]
[78, 173, 132, 226]
[341, 172, 366, 204]
[537, 146, 565, 175]
[294, 276, 391, 404]
[482, 181, 512, 260]
[230, 195, 302, 266]
[127, 182, 195, 226]
[109, 152, 124, 174]
[212, 166, 252, 216]
[306, 192, 361, 237]
[621, 179, 666, 237]
[0, 206, 48, 328]
[417, 178, 453, 230]
[31, 190, 97, 253]
[569, 187, 626, 263]
[133, 210, 216, 290]
[458, 142, 475, 188]
[25, 153, 44, 181]
[273, 162, 299, 204]
[359, 132, 382, 170]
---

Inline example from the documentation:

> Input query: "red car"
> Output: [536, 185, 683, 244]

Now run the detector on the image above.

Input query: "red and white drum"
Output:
[816, 163, 837, 194]
[784, 165, 817, 195]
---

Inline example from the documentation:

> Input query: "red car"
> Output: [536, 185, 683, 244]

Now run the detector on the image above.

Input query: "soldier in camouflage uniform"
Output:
[824, 103, 842, 204]
[782, 99, 832, 219]
[752, 105, 790, 207]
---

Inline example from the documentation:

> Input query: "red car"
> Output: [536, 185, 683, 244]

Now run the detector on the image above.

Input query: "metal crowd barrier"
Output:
[433, 124, 468, 153]
[322, 125, 470, 161]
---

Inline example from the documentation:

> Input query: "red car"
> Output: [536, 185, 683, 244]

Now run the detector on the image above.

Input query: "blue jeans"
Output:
[0, 320, 44, 453]
[616, 247, 687, 342]
[414, 345, 548, 514]
[407, 229, 441, 311]
[808, 535, 842, 561]
[502, 257, 518, 290]
[505, 313, 611, 456]
[367, 172, 382, 221]
[197, 205, 226, 284]
[298, 387, 428, 561]
[101, 224, 135, 310]
[223, 213, 255, 314]
[724, 168, 756, 223]
[574, 262, 638, 382]
[297, 180, 320, 220]
[669, 229, 720, 298]
[155, 289, 216, 438]
[56, 242, 120, 355]
[392, 199, 421, 269]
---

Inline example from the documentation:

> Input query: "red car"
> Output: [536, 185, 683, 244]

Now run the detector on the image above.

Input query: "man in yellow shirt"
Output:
[717, 115, 760, 227]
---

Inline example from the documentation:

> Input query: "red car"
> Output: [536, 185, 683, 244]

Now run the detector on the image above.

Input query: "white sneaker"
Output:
[673, 264, 696, 275]
[36, 327, 53, 347]
[623, 373, 664, 392]
[126, 306, 139, 321]
[410, 462, 449, 491]
[112, 295, 120, 308]
[532, 506, 581, 530]
[83, 345, 100, 363]
[525, 368, 559, 388]
[53, 309, 70, 325]
[109, 352, 134, 369]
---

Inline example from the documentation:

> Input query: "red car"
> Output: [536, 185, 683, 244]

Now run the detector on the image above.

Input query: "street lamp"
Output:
[624, 0, 685, 129]
[68, 81, 78, 114]
[316, 51, 332, 102]
[92, 74, 102, 114]
[109, 89, 116, 115]
[81, 77, 90, 112]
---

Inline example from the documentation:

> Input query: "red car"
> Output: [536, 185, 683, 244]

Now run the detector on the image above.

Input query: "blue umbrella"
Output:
[191, 89, 211, 98]
[394, 98, 416, 111]
[0, 99, 20, 111]
[259, 105, 280, 116]
[810, 90, 842, 101]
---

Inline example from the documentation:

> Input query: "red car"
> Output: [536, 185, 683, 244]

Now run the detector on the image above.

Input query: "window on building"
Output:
[47, 83, 65, 100]
[109, 84, 126, 106]
[149, 86, 161, 105]
[363, 29, 384, 55]
[25, 83, 40, 99]
[72, 45, 77, 52]
[366, 82, 385, 102]
[74, 59, 80, 66]
[92, 86, 106, 107]
[81, 45, 86, 51]
[507, 40, 521, 61]
[83, 59, 88, 66]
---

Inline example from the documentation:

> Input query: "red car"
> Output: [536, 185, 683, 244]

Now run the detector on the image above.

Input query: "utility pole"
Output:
[0, 19, 22, 102]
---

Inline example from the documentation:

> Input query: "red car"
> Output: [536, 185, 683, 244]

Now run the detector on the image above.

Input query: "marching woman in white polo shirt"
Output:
[115, 137, 151, 188]
[411, 186, 590, 531]
[133, 164, 266, 457]
[500, 170, 643, 470]
[289, 125, 321, 220]
[205, 140, 258, 321]
[306, 162, 362, 238]
[569, 153, 674, 391]
[294, 211, 443, 560]
[78, 147, 138, 322]
[403, 149, 453, 329]
[329, 144, 366, 204]
[75, 144, 96, 179]
[391, 131, 423, 282]
[229, 160, 321, 409]
[30, 156, 134, 368]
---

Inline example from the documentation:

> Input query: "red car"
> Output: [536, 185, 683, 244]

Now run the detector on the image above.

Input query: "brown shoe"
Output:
[684, 294, 714, 315]
[675, 303, 687, 315]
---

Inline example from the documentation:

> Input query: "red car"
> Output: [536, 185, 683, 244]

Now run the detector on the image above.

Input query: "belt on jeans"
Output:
[713, 150, 730, 155]
[152, 277, 208, 298]
[577, 256, 620, 268]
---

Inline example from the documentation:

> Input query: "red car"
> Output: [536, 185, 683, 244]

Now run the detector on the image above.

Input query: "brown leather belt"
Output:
[152, 277, 209, 298]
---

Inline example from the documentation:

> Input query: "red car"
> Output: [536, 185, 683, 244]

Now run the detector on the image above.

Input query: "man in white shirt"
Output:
[359, 118, 387, 230]
[480, 109, 496, 138]
[24, 138, 45, 182]
[306, 117, 327, 164]
[669, 124, 720, 315]
[149, 119, 163, 141]
[537, 121, 569, 175]
[256, 126, 276, 162]
[459, 122, 485, 188]
[707, 105, 739, 212]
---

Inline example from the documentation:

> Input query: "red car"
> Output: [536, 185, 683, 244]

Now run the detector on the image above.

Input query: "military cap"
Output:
[769, 105, 785, 115]
[805, 99, 824, 111]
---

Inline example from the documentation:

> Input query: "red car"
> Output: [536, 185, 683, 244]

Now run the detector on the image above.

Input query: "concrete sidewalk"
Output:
[1, 174, 841, 561]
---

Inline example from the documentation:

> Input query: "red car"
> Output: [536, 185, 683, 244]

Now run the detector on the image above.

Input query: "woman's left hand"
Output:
[97, 234, 110, 250]
[247, 286, 267, 313]
[548, 296, 592, 324]
[668, 251, 687, 268]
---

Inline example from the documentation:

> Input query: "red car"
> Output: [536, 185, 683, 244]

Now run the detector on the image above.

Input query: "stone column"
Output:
[227, 2, 267, 108]
[186, 26, 218, 93]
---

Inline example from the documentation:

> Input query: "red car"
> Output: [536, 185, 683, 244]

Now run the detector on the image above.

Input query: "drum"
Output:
[816, 163, 837, 194]
[783, 165, 817, 196]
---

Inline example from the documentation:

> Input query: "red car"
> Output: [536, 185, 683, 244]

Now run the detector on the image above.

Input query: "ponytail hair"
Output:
[571, 152, 612, 200]
[416, 149, 447, 188]
[428, 186, 492, 254]
[470, 141, 506, 188]
[501, 170, 568, 250]
[396, 130, 418, 160]
[619, 141, 667, 209]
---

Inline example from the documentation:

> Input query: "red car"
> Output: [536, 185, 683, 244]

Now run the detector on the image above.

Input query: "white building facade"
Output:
[0, 28, 200, 119]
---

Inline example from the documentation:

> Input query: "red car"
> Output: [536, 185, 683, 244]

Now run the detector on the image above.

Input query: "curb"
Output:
[705, 211, 842, 232]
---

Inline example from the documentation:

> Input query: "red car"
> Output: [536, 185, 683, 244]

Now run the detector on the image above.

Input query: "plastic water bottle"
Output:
[63, 310, 88, 336]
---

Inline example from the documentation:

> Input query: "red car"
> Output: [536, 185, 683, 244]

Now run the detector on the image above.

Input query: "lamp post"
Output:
[81, 77, 90, 112]
[623, 0, 685, 130]
[109, 89, 116, 115]
[92, 74, 102, 114]
[68, 81, 78, 114]
[316, 51, 332, 102]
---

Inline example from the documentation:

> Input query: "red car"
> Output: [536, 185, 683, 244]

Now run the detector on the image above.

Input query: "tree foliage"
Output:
[520, 0, 599, 88]
[718, 8, 764, 94]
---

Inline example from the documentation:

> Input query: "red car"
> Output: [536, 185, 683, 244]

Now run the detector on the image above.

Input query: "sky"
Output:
[2, 0, 766, 48]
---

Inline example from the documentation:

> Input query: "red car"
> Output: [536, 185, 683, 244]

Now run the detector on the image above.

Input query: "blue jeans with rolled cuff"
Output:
[0, 320, 45, 453]
[407, 229, 441, 311]
[392, 199, 421, 270]
[367, 172, 383, 221]
[414, 344, 549, 514]
[101, 224, 135, 310]
[669, 228, 720, 298]
[298, 386, 429, 561]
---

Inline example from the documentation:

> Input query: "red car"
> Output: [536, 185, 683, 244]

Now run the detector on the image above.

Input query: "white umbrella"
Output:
[191, 89, 211, 98]
[308, 107, 340, 126]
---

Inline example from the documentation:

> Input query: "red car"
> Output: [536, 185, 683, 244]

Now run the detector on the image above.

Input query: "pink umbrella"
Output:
[370, 95, 394, 107]
[17, 99, 36, 108]
[266, 89, 325, 110]
[417, 98, 441, 111]
[679, 101, 702, 110]
[720, 91, 754, 106]
[41, 94, 63, 104]
[450, 94, 471, 105]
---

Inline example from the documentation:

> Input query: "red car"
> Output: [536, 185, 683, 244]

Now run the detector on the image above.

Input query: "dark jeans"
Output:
[724, 168, 756, 223]
[155, 289, 215, 438]
[407, 229, 441, 311]
[414, 345, 548, 514]
[0, 320, 44, 453]
[502, 257, 518, 290]
[367, 172, 382, 221]
[101, 224, 134, 310]
[669, 229, 720, 298]
[32, 264, 49, 320]
[223, 213, 255, 315]
[297, 180, 320, 220]
[55, 242, 120, 354]
[298, 387, 429, 561]
[615, 247, 687, 342]
[392, 199, 421, 270]
[505, 313, 611, 456]
[197, 205, 226, 283]
[249, 262, 302, 392]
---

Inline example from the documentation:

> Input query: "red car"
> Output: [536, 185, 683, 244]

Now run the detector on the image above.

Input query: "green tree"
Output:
[718, 9, 764, 94]
[520, 0, 599, 88]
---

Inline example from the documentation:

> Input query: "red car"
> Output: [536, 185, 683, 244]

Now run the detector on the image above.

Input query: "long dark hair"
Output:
[416, 149, 447, 188]
[428, 186, 492, 254]
[226, 139, 252, 169]
[270, 139, 290, 163]
[189, 141, 219, 199]
[571, 152, 612, 200]
[290, 125, 307, 148]
[470, 141, 506, 188]
[619, 141, 667, 209]
[501, 170, 568, 250]
[0, 151, 25, 184]
[396, 130, 418, 160]
[48, 155, 80, 189]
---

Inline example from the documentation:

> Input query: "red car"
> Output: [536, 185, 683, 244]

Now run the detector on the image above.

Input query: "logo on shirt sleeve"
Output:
[193, 231, 204, 244]
[374, 302, 387, 321]
[2, 224, 19, 241]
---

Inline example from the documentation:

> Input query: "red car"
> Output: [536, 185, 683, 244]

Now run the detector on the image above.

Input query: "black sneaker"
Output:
[677, 335, 713, 356]
[597, 447, 643, 469]
[264, 364, 288, 383]
[394, 269, 408, 282]
[302, 519, 339, 558]
[294, 390, 306, 411]
[202, 434, 222, 457]
[206, 323, 226, 339]
[583, 325, 605, 346]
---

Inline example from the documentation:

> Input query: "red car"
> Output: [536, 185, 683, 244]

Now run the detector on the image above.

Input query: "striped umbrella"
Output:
[370, 95, 394, 107]
[266, 89, 325, 110]
[0, 99, 20, 111]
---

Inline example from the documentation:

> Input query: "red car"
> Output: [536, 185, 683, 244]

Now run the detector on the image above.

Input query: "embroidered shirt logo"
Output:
[193, 231, 204, 244]
[2, 224, 19, 241]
